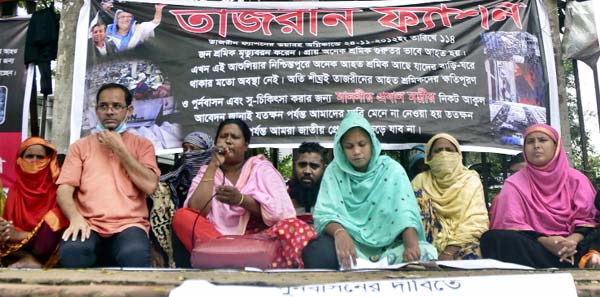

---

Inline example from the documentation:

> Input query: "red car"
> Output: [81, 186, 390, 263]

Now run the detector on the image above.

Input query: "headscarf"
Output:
[314, 112, 427, 258]
[411, 133, 488, 249]
[3, 137, 64, 232]
[107, 10, 136, 51]
[489, 124, 598, 235]
[160, 131, 213, 208]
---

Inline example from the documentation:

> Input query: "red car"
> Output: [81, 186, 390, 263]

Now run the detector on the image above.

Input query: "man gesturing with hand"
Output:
[57, 83, 160, 268]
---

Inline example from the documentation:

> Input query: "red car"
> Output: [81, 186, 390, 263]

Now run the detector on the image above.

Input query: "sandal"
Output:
[579, 249, 600, 269]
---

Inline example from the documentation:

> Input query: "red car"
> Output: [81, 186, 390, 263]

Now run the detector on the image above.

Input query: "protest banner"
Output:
[73, 0, 557, 153]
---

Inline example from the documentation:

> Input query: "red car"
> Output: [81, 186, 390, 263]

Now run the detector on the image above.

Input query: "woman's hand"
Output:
[0, 218, 12, 243]
[538, 235, 578, 264]
[333, 228, 357, 270]
[538, 236, 565, 256]
[557, 233, 583, 264]
[556, 238, 578, 264]
[101, 0, 113, 11]
[438, 245, 460, 261]
[215, 185, 243, 206]
[402, 228, 421, 262]
[211, 147, 228, 167]
[438, 251, 454, 261]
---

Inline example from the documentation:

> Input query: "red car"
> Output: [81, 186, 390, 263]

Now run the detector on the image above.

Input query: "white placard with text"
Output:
[170, 273, 577, 297]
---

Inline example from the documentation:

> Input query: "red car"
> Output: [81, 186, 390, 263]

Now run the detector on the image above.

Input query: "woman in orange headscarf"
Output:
[0, 137, 68, 268]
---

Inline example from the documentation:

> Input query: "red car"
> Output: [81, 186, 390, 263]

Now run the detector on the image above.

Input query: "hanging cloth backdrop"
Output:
[0, 18, 33, 188]
[71, 0, 559, 154]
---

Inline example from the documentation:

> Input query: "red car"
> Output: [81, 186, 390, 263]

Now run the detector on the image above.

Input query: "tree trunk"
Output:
[544, 0, 572, 160]
[52, 0, 83, 154]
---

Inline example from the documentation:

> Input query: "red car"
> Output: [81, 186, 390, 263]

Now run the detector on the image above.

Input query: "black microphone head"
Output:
[215, 146, 226, 154]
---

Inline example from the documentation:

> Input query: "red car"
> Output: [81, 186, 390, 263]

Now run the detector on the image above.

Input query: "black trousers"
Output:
[59, 226, 152, 268]
[480, 229, 580, 269]
[302, 234, 339, 269]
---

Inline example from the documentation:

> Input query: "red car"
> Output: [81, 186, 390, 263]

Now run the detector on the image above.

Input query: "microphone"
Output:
[213, 146, 226, 154]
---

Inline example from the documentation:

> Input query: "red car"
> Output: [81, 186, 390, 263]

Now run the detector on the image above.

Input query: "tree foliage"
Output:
[564, 60, 600, 186]
[277, 154, 293, 180]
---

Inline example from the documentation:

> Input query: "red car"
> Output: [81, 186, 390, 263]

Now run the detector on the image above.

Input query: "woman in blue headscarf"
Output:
[149, 131, 213, 267]
[106, 4, 166, 52]
[161, 132, 215, 208]
[302, 112, 437, 269]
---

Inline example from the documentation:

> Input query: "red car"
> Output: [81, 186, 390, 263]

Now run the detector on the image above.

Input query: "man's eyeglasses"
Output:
[96, 103, 127, 112]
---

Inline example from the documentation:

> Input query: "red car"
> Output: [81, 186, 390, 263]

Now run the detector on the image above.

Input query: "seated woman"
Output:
[302, 112, 437, 270]
[0, 137, 67, 268]
[149, 131, 214, 267]
[172, 119, 315, 268]
[481, 124, 598, 268]
[411, 133, 489, 260]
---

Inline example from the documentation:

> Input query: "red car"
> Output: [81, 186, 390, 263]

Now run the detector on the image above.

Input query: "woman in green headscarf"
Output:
[411, 133, 488, 260]
[302, 112, 437, 269]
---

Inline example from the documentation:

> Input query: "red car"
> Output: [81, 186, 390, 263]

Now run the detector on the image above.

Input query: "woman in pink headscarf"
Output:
[481, 124, 598, 268]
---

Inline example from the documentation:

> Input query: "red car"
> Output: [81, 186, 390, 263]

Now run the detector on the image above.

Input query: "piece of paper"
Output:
[349, 257, 411, 270]
[246, 259, 534, 272]
[435, 259, 534, 270]
[350, 258, 533, 271]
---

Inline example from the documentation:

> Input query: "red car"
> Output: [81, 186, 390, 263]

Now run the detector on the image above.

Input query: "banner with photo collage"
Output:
[72, 0, 558, 154]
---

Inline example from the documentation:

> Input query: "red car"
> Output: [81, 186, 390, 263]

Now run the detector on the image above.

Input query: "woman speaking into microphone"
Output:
[172, 119, 316, 269]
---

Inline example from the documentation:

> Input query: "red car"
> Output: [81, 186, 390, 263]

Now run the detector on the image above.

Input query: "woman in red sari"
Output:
[0, 137, 68, 268]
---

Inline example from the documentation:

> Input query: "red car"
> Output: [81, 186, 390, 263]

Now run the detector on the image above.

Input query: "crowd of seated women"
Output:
[1, 112, 599, 270]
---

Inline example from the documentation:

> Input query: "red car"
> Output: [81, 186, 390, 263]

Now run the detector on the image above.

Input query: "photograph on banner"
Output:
[0, 18, 31, 188]
[483, 31, 547, 146]
[80, 0, 178, 151]
[73, 0, 555, 153]
[82, 59, 177, 150]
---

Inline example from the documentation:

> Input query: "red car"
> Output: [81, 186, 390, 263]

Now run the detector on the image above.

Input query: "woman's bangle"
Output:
[333, 228, 345, 237]
[237, 194, 245, 206]
[441, 250, 455, 257]
[201, 179, 214, 182]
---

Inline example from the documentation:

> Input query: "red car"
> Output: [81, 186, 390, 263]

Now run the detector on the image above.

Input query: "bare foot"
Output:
[585, 253, 600, 269]
[8, 252, 42, 268]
